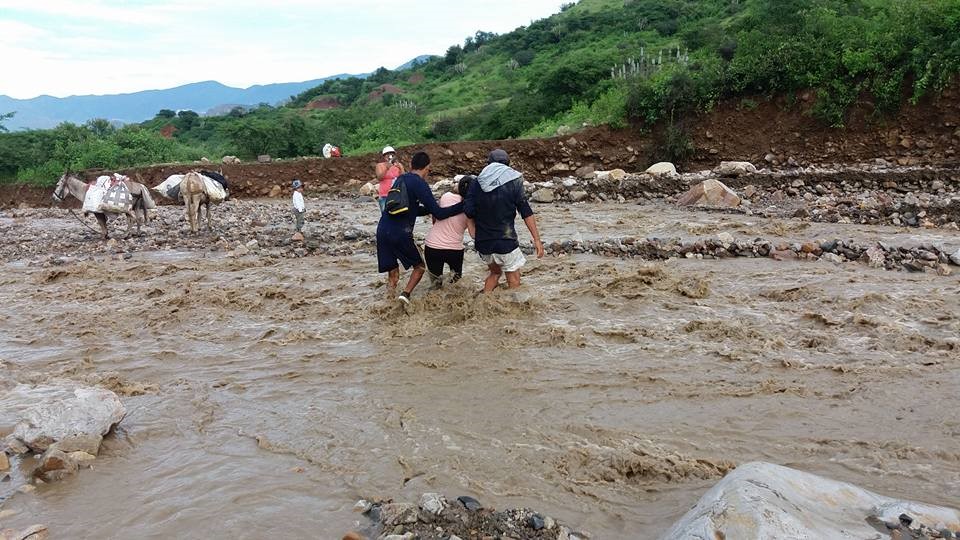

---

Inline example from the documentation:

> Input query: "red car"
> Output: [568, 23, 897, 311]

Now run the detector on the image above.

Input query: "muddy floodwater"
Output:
[1, 197, 959, 538]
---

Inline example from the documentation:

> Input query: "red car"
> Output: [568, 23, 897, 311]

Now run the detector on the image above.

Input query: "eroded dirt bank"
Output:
[0, 194, 958, 538]
[2, 83, 958, 208]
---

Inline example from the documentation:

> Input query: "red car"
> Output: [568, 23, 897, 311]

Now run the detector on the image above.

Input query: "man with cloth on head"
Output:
[465, 148, 544, 293]
[376, 151, 464, 306]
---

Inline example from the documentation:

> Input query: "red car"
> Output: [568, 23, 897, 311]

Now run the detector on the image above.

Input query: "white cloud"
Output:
[0, 0, 570, 98]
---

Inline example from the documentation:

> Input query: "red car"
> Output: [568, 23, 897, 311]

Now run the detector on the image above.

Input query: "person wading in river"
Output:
[465, 149, 544, 292]
[376, 151, 464, 306]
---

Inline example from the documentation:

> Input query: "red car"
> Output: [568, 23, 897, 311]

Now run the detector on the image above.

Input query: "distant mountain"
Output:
[0, 57, 425, 130]
[395, 54, 435, 71]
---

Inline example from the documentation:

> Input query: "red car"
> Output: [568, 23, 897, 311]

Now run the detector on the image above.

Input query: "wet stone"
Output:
[34, 448, 78, 482]
[903, 260, 925, 272]
[419, 493, 446, 516]
[379, 503, 418, 526]
[457, 496, 483, 512]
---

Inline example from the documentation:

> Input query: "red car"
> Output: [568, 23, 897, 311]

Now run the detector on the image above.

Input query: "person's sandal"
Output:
[397, 291, 411, 305]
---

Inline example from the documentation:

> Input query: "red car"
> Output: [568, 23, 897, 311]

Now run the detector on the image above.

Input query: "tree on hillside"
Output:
[515, 50, 536, 66]
[85, 118, 115, 137]
[444, 45, 464, 65]
[156, 109, 176, 119]
[0, 111, 14, 132]
[369, 67, 392, 84]
[177, 109, 200, 130]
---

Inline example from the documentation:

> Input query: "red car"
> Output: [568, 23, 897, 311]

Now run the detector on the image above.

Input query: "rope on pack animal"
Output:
[68, 208, 104, 235]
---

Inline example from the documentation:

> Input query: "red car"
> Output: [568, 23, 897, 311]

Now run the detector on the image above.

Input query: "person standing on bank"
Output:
[465, 149, 544, 292]
[376, 151, 463, 306]
[291, 178, 306, 233]
[375, 146, 404, 212]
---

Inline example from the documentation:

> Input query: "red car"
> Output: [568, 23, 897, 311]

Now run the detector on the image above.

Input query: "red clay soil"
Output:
[366, 84, 404, 102]
[3, 87, 958, 208]
[685, 85, 960, 168]
[305, 96, 340, 110]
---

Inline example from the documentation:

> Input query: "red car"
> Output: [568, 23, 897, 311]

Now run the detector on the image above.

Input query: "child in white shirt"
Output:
[291, 179, 305, 232]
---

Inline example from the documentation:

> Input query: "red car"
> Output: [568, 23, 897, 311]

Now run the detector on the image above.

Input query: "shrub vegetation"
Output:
[3, 0, 959, 185]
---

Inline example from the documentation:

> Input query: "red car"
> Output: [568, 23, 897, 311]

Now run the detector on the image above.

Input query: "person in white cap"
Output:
[291, 178, 306, 233]
[375, 146, 404, 212]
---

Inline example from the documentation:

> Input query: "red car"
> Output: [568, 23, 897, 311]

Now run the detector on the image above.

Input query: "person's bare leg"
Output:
[505, 270, 521, 289]
[404, 264, 426, 295]
[387, 268, 400, 292]
[483, 263, 502, 293]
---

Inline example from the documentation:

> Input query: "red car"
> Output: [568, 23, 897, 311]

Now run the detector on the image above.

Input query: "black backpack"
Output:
[384, 176, 410, 215]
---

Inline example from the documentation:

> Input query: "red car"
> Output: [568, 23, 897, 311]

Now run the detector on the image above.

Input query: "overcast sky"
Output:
[0, 0, 569, 99]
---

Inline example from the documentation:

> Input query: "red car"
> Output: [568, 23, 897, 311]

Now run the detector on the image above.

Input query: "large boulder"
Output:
[676, 179, 741, 207]
[717, 161, 758, 177]
[575, 165, 596, 179]
[432, 178, 456, 193]
[531, 188, 555, 203]
[661, 462, 960, 539]
[646, 162, 677, 176]
[5, 386, 125, 454]
[359, 182, 378, 197]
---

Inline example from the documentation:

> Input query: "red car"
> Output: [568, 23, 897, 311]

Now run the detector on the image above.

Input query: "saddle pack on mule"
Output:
[82, 174, 133, 214]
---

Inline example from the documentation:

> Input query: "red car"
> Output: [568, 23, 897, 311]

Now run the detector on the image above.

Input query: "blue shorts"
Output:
[376, 231, 423, 273]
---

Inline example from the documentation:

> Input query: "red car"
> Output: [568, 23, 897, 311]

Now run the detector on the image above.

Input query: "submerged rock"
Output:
[34, 448, 78, 482]
[661, 462, 960, 540]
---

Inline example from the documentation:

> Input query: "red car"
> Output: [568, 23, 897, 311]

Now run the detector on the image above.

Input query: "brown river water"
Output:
[1, 198, 959, 538]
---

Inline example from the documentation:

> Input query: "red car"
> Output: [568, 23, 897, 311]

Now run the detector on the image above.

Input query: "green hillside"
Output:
[3, 0, 959, 185]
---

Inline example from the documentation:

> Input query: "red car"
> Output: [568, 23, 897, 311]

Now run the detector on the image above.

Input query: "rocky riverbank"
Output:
[345, 493, 587, 540]
[3, 190, 957, 276]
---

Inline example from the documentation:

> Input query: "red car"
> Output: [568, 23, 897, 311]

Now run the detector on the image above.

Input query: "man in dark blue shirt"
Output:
[465, 149, 544, 293]
[377, 151, 464, 305]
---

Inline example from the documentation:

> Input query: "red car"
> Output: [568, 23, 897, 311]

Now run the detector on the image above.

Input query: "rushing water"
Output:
[1, 199, 959, 539]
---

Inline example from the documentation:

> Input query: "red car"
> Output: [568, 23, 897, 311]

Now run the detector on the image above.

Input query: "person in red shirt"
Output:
[375, 146, 405, 212]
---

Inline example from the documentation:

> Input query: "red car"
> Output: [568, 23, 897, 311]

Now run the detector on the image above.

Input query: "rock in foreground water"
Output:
[661, 462, 960, 539]
[5, 386, 125, 454]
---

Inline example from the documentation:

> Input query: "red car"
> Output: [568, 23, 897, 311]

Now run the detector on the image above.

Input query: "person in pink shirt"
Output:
[375, 146, 404, 212]
[425, 176, 476, 288]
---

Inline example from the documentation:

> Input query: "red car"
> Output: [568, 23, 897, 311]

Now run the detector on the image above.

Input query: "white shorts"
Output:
[480, 248, 527, 273]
